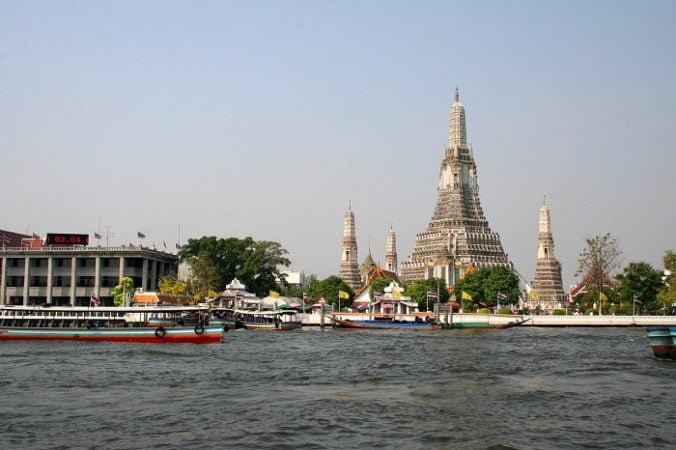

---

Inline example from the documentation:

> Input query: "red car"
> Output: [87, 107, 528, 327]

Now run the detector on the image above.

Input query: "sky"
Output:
[1, 0, 675, 288]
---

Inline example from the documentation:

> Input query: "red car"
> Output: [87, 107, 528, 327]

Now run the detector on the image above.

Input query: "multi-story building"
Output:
[0, 233, 178, 306]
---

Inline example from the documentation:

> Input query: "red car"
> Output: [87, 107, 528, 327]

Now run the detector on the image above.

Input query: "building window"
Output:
[101, 276, 118, 288]
[53, 276, 71, 287]
[77, 276, 95, 287]
[30, 276, 48, 287]
[7, 276, 24, 287]
[55, 258, 66, 267]
[10, 258, 21, 267]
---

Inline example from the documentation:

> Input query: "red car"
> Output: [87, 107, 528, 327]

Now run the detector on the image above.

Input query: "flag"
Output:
[497, 292, 508, 301]
[531, 290, 540, 300]
[599, 292, 608, 302]
[633, 295, 642, 304]
[374, 292, 384, 301]
[94, 232, 102, 239]
[176, 243, 181, 250]
[461, 291, 472, 301]
[269, 290, 280, 298]
[163, 241, 167, 249]
[137, 232, 146, 239]
[338, 290, 349, 300]
[90, 295, 100, 306]
[426, 291, 438, 299]
[235, 290, 245, 299]
[392, 290, 401, 300]
[303, 293, 310, 300]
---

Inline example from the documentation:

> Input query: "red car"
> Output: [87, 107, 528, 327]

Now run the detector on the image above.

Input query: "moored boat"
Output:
[0, 305, 225, 344]
[646, 326, 676, 359]
[329, 315, 439, 330]
[211, 308, 302, 331]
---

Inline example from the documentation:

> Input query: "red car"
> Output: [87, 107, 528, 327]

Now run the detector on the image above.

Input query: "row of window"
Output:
[4, 257, 148, 268]
[5, 275, 135, 288]
[8, 296, 114, 306]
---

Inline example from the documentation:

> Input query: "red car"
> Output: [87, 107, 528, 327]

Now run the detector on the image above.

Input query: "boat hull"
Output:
[0, 325, 225, 344]
[330, 317, 438, 330]
[241, 322, 302, 331]
[646, 326, 676, 359]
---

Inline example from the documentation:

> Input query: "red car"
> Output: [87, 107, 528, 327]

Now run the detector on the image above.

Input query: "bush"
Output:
[584, 308, 595, 316]
[552, 309, 566, 315]
[477, 308, 492, 315]
[498, 306, 513, 315]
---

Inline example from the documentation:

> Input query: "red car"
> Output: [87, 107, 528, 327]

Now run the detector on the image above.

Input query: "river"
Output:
[0, 327, 673, 449]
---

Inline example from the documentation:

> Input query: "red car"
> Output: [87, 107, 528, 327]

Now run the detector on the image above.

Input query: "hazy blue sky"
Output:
[1, 0, 674, 288]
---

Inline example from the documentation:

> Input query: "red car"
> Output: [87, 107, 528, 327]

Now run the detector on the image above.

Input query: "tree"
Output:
[656, 250, 676, 315]
[239, 240, 291, 296]
[453, 267, 518, 310]
[405, 279, 448, 311]
[111, 276, 134, 306]
[615, 262, 664, 313]
[186, 257, 219, 304]
[308, 275, 352, 308]
[483, 266, 519, 306]
[158, 274, 189, 296]
[178, 236, 291, 296]
[577, 233, 623, 313]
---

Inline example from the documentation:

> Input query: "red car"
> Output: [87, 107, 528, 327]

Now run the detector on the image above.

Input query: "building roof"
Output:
[0, 229, 30, 248]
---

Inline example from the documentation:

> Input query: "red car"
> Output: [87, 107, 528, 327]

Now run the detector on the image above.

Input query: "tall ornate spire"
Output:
[401, 89, 510, 285]
[530, 198, 565, 311]
[385, 224, 398, 273]
[448, 87, 467, 149]
[339, 201, 362, 290]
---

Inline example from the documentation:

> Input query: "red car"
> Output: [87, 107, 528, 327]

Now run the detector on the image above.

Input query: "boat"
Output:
[329, 315, 439, 330]
[211, 308, 302, 331]
[646, 326, 676, 359]
[0, 305, 225, 344]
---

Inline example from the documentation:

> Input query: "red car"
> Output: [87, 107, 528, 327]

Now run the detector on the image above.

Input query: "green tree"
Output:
[239, 240, 291, 296]
[111, 276, 134, 306]
[308, 276, 352, 308]
[615, 261, 664, 313]
[369, 278, 393, 301]
[178, 236, 291, 296]
[405, 278, 448, 311]
[657, 250, 676, 314]
[454, 267, 518, 310]
[454, 270, 489, 310]
[484, 266, 519, 306]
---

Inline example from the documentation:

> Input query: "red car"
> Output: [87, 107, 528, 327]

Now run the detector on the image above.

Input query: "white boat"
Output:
[0, 305, 225, 344]
[211, 308, 301, 331]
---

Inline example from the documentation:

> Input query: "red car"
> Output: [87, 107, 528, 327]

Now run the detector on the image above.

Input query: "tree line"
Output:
[113, 234, 673, 315]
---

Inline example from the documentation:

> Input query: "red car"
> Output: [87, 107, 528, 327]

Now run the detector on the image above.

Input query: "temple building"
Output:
[338, 202, 362, 290]
[526, 199, 565, 311]
[400, 89, 511, 286]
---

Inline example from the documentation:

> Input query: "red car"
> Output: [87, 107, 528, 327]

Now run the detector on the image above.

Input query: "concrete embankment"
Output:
[444, 314, 676, 327]
[297, 312, 676, 327]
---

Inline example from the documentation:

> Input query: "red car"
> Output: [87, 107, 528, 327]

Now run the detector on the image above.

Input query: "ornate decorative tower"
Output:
[385, 224, 398, 273]
[339, 202, 362, 290]
[529, 198, 565, 309]
[360, 244, 377, 285]
[400, 89, 511, 286]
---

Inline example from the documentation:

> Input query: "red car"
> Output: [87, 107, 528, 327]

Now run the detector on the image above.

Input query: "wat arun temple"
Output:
[400, 89, 512, 286]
